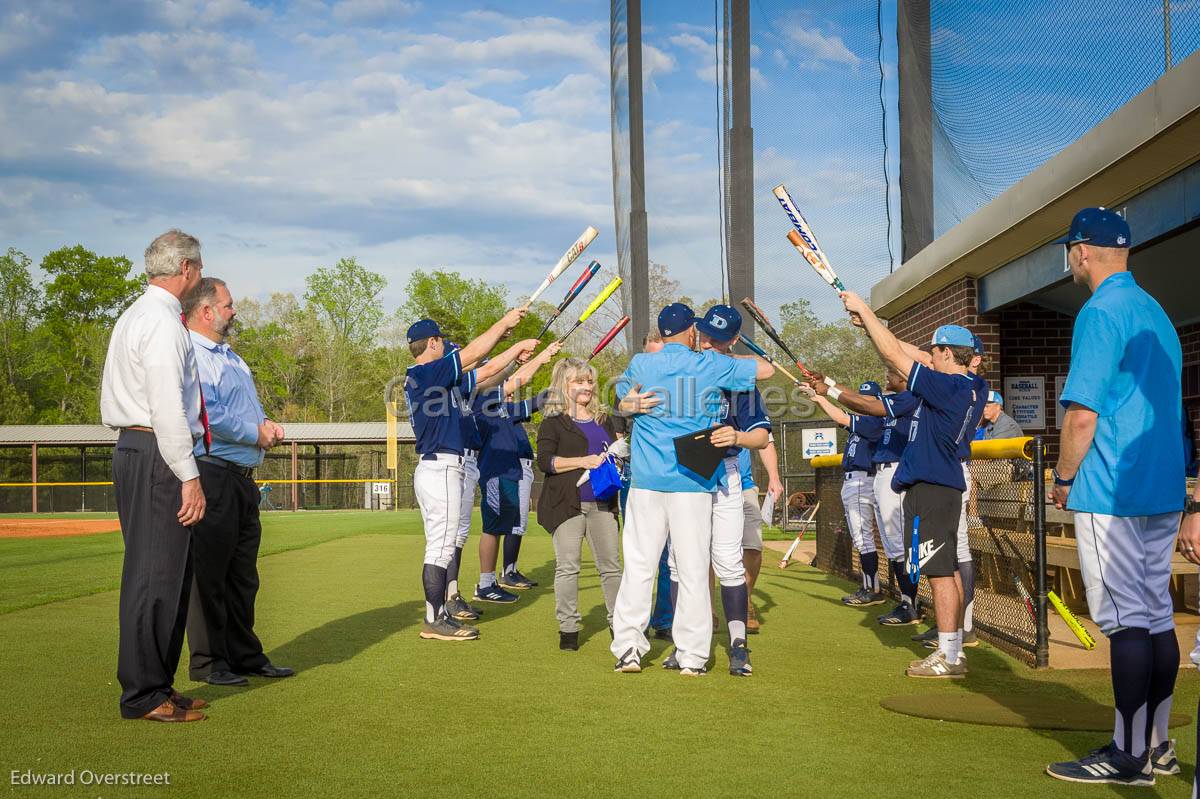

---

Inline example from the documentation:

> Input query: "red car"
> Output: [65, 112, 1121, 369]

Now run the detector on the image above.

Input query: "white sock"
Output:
[446, 578, 459, 600]
[938, 632, 963, 663]
[479, 571, 496, 588]
[728, 621, 746, 644]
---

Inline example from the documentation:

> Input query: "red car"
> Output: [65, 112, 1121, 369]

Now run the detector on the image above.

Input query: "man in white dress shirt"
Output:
[101, 229, 210, 722]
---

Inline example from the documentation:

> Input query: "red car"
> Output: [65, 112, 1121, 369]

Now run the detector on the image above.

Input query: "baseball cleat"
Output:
[679, 665, 707, 677]
[419, 618, 480, 641]
[905, 651, 966, 679]
[614, 648, 641, 673]
[1045, 742, 1154, 786]
[843, 588, 887, 607]
[445, 594, 479, 621]
[878, 603, 921, 626]
[912, 626, 938, 642]
[499, 569, 536, 590]
[728, 639, 752, 677]
[1150, 739, 1179, 775]
[652, 626, 673, 641]
[473, 583, 519, 604]
[661, 649, 680, 670]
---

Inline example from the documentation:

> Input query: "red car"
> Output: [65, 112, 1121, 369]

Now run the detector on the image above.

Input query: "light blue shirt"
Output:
[738, 447, 756, 489]
[1060, 272, 1184, 516]
[190, 331, 267, 467]
[617, 343, 759, 493]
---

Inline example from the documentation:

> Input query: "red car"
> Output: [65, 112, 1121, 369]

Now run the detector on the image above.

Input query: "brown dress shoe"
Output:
[141, 700, 205, 722]
[746, 603, 760, 634]
[170, 691, 208, 710]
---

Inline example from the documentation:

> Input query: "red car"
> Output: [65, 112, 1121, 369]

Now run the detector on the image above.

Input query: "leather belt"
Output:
[197, 454, 255, 478]
[122, 426, 153, 433]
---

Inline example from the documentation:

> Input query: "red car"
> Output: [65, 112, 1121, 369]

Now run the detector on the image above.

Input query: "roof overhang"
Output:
[871, 49, 1200, 318]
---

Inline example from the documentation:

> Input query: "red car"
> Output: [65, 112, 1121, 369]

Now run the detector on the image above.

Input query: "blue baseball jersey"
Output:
[454, 375, 483, 452]
[1060, 271, 1184, 516]
[876, 391, 918, 464]
[956, 373, 989, 461]
[475, 390, 547, 482]
[720, 387, 771, 488]
[405, 350, 476, 456]
[616, 343, 759, 492]
[514, 421, 534, 460]
[843, 415, 884, 473]
[892, 363, 979, 492]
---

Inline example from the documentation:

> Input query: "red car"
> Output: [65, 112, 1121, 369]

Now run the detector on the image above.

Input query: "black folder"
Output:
[672, 426, 726, 480]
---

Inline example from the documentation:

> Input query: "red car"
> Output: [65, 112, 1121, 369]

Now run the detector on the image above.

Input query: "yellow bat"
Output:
[560, 277, 623, 341]
[1048, 590, 1096, 650]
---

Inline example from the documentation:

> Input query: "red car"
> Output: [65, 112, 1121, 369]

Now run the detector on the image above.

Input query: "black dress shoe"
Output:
[205, 670, 249, 686]
[241, 663, 295, 678]
[559, 631, 579, 651]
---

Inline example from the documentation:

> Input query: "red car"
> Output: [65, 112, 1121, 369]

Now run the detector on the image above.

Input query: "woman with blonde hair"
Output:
[535, 358, 622, 651]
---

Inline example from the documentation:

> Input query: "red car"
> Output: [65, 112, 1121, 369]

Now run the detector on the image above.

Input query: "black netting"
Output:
[815, 449, 1047, 666]
[918, 1, 1200, 236]
[609, 0, 634, 346]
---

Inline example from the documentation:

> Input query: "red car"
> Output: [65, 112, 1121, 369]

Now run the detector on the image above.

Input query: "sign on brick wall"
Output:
[1004, 376, 1046, 429]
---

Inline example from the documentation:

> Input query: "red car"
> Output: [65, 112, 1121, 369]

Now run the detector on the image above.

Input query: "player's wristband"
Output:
[1186, 498, 1200, 515]
[824, 377, 837, 388]
[1052, 468, 1074, 487]
[827, 387, 842, 401]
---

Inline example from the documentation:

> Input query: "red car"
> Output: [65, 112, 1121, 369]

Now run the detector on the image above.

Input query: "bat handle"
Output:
[520, 299, 533, 312]
[535, 319, 553, 339]
[559, 321, 582, 343]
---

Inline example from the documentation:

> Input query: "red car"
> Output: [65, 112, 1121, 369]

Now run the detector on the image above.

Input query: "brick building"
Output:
[875, 53, 1200, 461]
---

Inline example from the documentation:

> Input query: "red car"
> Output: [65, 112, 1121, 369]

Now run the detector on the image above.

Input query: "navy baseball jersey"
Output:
[876, 390, 918, 464]
[476, 390, 547, 481]
[405, 350, 476, 456]
[843, 415, 884, 473]
[513, 420, 534, 460]
[454, 374, 483, 452]
[720, 388, 772, 458]
[956, 373, 989, 461]
[892, 362, 979, 492]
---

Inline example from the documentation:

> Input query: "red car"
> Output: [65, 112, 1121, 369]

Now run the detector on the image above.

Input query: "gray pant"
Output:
[553, 502, 622, 633]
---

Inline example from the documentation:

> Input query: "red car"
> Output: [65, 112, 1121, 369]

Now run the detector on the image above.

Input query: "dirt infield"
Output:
[0, 519, 121, 538]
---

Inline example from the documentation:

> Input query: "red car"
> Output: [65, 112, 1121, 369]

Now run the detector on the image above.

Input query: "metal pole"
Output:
[291, 441, 299, 511]
[626, 0, 650, 349]
[898, 0, 934, 261]
[1164, 0, 1173, 72]
[30, 443, 38, 513]
[1033, 436, 1049, 668]
[728, 0, 755, 333]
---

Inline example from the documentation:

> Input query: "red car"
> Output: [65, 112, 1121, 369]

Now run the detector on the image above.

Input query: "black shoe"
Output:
[652, 627, 673, 641]
[205, 670, 249, 686]
[559, 631, 579, 651]
[241, 663, 294, 679]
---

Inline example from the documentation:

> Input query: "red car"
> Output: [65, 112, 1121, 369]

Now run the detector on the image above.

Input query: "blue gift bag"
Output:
[589, 457, 622, 501]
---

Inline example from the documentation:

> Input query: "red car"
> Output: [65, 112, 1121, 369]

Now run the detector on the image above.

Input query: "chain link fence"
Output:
[814, 437, 1048, 666]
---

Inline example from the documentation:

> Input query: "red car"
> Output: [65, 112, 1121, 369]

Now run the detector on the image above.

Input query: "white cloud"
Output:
[331, 0, 419, 26]
[783, 24, 861, 67]
[527, 73, 605, 119]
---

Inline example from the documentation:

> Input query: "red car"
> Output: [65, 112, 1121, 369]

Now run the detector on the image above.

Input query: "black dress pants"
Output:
[114, 429, 192, 719]
[187, 460, 268, 678]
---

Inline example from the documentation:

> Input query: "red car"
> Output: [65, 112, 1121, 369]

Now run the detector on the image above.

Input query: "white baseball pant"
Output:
[873, 463, 905, 560]
[710, 457, 746, 586]
[957, 462, 973, 562]
[1073, 511, 1181, 636]
[455, 450, 479, 548]
[612, 487, 714, 670]
[513, 457, 534, 535]
[414, 454, 464, 568]
[841, 471, 877, 555]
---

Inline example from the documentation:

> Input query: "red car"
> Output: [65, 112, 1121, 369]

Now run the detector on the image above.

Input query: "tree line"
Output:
[0, 246, 882, 426]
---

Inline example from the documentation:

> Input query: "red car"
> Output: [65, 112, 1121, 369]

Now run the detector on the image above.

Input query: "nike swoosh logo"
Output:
[918, 542, 946, 569]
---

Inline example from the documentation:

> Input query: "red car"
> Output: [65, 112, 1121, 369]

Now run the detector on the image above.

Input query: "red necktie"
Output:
[181, 313, 212, 454]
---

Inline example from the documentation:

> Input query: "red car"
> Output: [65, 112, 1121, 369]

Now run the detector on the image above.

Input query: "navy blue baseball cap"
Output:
[858, 381, 882, 398]
[407, 319, 442, 342]
[1053, 207, 1131, 248]
[658, 303, 696, 337]
[696, 304, 742, 342]
[931, 324, 975, 348]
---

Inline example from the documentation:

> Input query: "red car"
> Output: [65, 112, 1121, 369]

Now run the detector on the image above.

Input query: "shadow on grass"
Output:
[188, 600, 421, 703]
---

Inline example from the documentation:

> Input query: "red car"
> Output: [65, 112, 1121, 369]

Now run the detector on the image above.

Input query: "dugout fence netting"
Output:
[814, 437, 1048, 666]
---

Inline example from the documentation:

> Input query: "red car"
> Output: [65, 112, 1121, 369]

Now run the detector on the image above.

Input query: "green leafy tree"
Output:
[37, 246, 142, 421]
[304, 257, 386, 344]
[0, 248, 41, 420]
[232, 293, 317, 421]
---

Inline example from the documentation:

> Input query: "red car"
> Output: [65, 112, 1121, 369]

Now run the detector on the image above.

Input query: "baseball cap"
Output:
[988, 390, 1003, 405]
[658, 303, 696, 337]
[930, 324, 975, 349]
[407, 319, 442, 342]
[1052, 207, 1131, 248]
[695, 304, 742, 342]
[971, 334, 985, 356]
[858, 381, 882, 398]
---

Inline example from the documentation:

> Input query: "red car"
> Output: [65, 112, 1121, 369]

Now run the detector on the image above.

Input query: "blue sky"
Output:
[0, 0, 897, 322]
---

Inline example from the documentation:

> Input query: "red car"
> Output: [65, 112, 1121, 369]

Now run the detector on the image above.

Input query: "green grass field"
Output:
[1, 510, 1195, 798]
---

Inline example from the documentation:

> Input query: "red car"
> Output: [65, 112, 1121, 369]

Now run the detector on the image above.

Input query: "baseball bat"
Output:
[987, 528, 1037, 627]
[523, 226, 599, 308]
[739, 297, 815, 378]
[588, 315, 630, 361]
[537, 260, 601, 338]
[559, 277, 623, 342]
[737, 335, 803, 385]
[773, 184, 845, 293]
[1048, 590, 1097, 651]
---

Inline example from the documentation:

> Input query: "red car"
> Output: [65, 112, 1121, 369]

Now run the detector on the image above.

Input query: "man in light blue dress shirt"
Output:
[183, 277, 293, 687]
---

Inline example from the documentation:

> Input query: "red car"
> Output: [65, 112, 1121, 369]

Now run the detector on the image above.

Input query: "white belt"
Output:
[419, 453, 463, 464]
[464, 449, 480, 460]
[877, 462, 898, 470]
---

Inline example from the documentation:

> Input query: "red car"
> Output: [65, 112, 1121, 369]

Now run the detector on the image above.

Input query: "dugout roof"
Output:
[0, 423, 414, 447]
[872, 49, 1200, 322]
